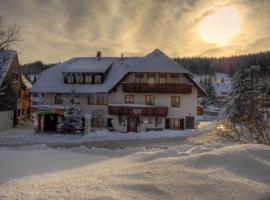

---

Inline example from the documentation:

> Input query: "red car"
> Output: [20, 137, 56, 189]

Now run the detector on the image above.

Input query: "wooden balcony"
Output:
[122, 83, 192, 93]
[108, 105, 168, 116]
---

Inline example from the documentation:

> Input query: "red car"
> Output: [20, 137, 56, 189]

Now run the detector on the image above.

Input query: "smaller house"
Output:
[0, 50, 29, 130]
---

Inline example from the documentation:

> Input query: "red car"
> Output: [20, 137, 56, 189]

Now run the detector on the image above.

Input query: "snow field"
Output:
[0, 143, 269, 200]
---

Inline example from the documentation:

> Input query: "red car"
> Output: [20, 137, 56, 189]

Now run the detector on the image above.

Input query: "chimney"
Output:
[120, 53, 124, 61]
[97, 51, 102, 60]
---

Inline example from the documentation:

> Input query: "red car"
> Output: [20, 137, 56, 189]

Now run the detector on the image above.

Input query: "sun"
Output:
[199, 7, 241, 46]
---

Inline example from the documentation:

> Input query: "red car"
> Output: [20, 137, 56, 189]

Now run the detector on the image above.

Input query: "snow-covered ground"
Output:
[0, 140, 269, 199]
[0, 121, 212, 147]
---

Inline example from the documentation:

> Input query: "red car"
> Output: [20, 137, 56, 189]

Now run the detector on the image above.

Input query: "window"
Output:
[75, 73, 84, 84]
[148, 117, 153, 124]
[125, 95, 134, 104]
[170, 119, 180, 130]
[91, 118, 107, 127]
[55, 94, 63, 104]
[88, 94, 95, 104]
[85, 74, 92, 83]
[147, 74, 155, 84]
[101, 94, 108, 105]
[170, 74, 180, 84]
[157, 117, 162, 124]
[158, 74, 167, 84]
[171, 96, 180, 107]
[135, 74, 144, 83]
[96, 94, 107, 105]
[145, 95, 154, 105]
[73, 95, 80, 105]
[94, 75, 102, 84]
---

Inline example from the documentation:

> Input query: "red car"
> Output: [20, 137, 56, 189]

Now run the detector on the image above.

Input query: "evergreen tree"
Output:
[201, 77, 216, 106]
[57, 95, 82, 134]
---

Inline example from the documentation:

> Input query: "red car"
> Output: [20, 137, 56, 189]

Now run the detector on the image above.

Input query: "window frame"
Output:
[125, 95, 134, 104]
[171, 96, 180, 107]
[147, 73, 155, 84]
[145, 95, 155, 106]
[135, 74, 144, 83]
[55, 94, 63, 104]
[170, 74, 180, 84]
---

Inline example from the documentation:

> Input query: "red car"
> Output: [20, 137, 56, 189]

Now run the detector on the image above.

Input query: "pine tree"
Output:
[201, 77, 216, 106]
[57, 95, 82, 134]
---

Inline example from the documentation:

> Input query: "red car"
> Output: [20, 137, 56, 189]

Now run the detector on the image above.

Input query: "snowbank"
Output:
[0, 143, 269, 200]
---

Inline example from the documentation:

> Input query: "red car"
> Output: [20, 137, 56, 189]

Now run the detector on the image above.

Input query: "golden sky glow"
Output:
[199, 7, 241, 46]
[0, 0, 269, 63]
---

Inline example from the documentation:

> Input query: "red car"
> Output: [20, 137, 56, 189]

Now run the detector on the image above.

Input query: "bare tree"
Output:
[0, 16, 20, 51]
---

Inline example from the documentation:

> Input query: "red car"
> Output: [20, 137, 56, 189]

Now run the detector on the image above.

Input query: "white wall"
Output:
[0, 110, 13, 131]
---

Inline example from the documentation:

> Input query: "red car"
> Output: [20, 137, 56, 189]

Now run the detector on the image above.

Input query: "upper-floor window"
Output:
[170, 74, 180, 84]
[145, 95, 154, 105]
[67, 73, 74, 83]
[158, 74, 167, 84]
[147, 74, 155, 84]
[171, 96, 180, 107]
[55, 94, 63, 104]
[75, 73, 84, 84]
[94, 75, 102, 84]
[88, 94, 95, 104]
[125, 95, 134, 104]
[96, 94, 107, 105]
[85, 74, 92, 84]
[135, 74, 144, 83]
[88, 94, 107, 105]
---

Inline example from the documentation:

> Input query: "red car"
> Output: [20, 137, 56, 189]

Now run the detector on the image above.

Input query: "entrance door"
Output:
[44, 114, 58, 131]
[128, 117, 138, 132]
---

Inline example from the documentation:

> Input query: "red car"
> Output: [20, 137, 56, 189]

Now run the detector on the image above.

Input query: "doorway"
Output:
[127, 117, 138, 132]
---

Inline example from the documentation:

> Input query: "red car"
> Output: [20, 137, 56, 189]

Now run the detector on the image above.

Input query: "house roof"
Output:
[0, 50, 17, 86]
[21, 74, 32, 89]
[31, 49, 205, 96]
[128, 49, 191, 74]
[62, 59, 113, 73]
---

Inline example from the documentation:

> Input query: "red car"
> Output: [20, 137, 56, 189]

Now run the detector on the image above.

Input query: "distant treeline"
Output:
[174, 51, 270, 75]
[20, 61, 58, 75]
[21, 51, 270, 77]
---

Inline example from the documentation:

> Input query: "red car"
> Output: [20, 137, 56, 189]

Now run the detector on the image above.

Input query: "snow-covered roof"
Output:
[128, 49, 191, 74]
[62, 59, 112, 73]
[31, 49, 200, 94]
[0, 50, 17, 86]
[21, 74, 32, 89]
[213, 82, 232, 97]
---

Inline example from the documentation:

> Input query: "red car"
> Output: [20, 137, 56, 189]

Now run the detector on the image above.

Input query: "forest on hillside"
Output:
[174, 51, 270, 75]
[20, 61, 58, 75]
[20, 51, 270, 77]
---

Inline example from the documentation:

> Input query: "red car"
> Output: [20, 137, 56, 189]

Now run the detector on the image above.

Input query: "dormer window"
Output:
[67, 73, 74, 83]
[85, 74, 92, 83]
[75, 73, 84, 84]
[94, 75, 102, 84]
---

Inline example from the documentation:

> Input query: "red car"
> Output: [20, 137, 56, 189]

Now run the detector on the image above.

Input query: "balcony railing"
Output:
[108, 105, 168, 116]
[122, 83, 192, 93]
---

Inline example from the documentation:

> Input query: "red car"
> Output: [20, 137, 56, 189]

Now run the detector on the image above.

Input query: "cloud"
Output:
[0, 0, 269, 63]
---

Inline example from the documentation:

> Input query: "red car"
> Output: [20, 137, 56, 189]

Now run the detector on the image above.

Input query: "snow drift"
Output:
[0, 143, 269, 200]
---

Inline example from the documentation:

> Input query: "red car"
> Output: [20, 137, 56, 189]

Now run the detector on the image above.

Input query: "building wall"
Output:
[34, 73, 198, 132]
[0, 110, 13, 131]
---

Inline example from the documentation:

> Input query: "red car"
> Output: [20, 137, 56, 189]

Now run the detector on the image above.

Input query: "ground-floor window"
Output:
[166, 118, 184, 130]
[91, 118, 107, 128]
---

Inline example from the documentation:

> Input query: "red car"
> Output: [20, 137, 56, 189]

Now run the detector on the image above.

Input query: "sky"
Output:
[0, 0, 270, 64]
